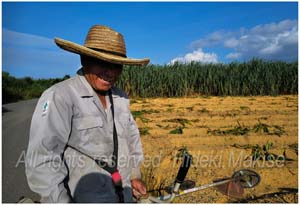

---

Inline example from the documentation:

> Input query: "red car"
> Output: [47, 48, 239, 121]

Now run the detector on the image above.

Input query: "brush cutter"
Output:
[18, 153, 260, 203]
[139, 153, 260, 203]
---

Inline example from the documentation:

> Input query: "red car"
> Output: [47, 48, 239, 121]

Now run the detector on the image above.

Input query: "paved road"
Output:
[2, 99, 40, 203]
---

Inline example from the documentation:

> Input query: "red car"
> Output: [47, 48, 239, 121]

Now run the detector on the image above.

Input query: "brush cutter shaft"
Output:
[180, 178, 234, 195]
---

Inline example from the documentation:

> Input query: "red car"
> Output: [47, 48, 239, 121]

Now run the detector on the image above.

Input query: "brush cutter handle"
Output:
[175, 153, 192, 183]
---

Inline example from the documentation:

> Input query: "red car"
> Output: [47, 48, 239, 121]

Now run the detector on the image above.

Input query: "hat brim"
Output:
[54, 37, 150, 66]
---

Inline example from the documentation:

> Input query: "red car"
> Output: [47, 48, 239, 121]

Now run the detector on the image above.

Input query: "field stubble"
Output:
[130, 95, 298, 203]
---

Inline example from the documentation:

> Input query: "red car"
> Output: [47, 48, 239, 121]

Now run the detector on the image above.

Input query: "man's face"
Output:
[83, 60, 123, 92]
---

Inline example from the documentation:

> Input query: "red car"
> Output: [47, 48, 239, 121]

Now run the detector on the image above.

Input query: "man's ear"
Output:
[80, 55, 89, 66]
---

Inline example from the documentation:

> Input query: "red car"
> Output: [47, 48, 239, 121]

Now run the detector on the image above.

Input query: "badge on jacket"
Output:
[42, 101, 50, 116]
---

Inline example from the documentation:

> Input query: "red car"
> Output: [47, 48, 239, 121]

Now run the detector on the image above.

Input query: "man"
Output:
[25, 25, 150, 203]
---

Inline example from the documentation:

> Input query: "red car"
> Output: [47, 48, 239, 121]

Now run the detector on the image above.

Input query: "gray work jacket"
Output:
[25, 69, 143, 202]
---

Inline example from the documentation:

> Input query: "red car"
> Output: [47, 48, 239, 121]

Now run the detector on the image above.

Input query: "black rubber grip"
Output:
[175, 153, 192, 183]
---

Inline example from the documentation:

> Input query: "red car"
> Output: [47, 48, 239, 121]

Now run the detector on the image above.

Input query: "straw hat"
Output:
[54, 25, 150, 65]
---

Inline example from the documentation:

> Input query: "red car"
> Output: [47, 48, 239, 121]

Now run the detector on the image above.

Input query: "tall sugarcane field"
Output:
[116, 59, 297, 97]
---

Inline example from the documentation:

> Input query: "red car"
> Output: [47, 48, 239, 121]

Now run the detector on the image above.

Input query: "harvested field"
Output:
[130, 95, 298, 203]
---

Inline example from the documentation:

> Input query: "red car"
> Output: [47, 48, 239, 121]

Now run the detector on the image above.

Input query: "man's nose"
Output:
[107, 68, 120, 76]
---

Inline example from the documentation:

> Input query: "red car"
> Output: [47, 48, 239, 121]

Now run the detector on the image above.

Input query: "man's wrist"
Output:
[130, 167, 142, 180]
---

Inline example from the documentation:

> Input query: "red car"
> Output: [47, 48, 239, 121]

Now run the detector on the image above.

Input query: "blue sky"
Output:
[2, 2, 298, 78]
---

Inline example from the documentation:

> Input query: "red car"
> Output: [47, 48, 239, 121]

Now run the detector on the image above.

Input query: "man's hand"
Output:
[131, 178, 147, 200]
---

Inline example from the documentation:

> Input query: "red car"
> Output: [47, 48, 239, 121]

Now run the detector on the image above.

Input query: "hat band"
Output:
[89, 47, 127, 58]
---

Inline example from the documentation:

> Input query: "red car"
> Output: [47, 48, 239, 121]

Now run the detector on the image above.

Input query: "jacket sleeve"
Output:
[127, 112, 144, 180]
[25, 88, 72, 203]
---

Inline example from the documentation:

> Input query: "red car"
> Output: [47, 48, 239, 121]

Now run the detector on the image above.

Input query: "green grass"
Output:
[131, 109, 160, 123]
[139, 127, 150, 135]
[208, 124, 250, 136]
[253, 121, 285, 136]
[162, 118, 192, 127]
[199, 108, 210, 113]
[240, 106, 250, 110]
[208, 121, 286, 136]
[169, 127, 184, 134]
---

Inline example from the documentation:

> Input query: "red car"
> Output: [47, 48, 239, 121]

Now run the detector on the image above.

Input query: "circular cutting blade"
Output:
[232, 169, 261, 188]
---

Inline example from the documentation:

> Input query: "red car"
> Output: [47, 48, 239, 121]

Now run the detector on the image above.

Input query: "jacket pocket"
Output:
[74, 116, 103, 130]
[115, 112, 130, 138]
[72, 116, 105, 144]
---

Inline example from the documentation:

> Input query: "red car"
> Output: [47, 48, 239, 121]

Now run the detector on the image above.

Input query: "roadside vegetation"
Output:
[2, 72, 70, 104]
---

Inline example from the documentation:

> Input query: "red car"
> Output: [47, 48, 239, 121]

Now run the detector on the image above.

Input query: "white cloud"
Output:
[190, 19, 298, 62]
[224, 38, 239, 48]
[226, 52, 242, 60]
[3, 28, 56, 50]
[170, 48, 218, 64]
[190, 31, 229, 49]
[250, 19, 296, 36]
[2, 28, 80, 78]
